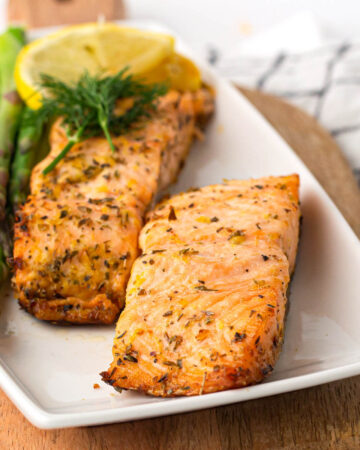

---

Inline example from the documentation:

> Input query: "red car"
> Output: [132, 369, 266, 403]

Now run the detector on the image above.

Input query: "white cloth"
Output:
[211, 13, 360, 184]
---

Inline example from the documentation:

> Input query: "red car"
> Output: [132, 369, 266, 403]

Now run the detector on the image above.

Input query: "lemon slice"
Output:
[141, 53, 201, 92]
[15, 23, 175, 109]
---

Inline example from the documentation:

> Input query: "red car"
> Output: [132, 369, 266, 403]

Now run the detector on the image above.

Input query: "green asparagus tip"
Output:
[6, 26, 26, 45]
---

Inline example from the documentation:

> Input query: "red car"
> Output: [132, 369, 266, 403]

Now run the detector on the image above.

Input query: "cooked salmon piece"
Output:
[102, 174, 300, 395]
[12, 87, 214, 324]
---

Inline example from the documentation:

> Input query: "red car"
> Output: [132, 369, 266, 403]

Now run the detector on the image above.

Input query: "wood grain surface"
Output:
[7, 0, 125, 28]
[1, 88, 359, 450]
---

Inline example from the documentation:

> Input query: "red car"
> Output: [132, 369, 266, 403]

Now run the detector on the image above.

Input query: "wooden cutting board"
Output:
[7, 0, 125, 28]
[3, 2, 360, 448]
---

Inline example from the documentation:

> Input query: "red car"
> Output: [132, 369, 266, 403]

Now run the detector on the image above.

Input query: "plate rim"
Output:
[2, 359, 360, 429]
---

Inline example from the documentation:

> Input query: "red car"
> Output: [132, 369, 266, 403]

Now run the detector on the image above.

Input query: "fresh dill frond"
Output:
[26, 69, 167, 174]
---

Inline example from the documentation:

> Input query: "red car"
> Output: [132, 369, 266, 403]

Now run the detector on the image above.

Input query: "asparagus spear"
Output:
[0, 27, 25, 278]
[0, 242, 8, 282]
[9, 107, 44, 211]
[0, 27, 25, 220]
[0, 218, 12, 258]
[7, 26, 25, 45]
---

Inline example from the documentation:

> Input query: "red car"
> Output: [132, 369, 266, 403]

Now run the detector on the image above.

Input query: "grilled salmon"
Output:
[102, 174, 300, 395]
[12, 87, 214, 324]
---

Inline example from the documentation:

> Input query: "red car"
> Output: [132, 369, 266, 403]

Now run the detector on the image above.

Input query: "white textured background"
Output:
[126, 0, 360, 53]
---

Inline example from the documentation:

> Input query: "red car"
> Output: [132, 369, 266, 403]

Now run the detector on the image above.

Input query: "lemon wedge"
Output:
[15, 23, 175, 109]
[141, 52, 201, 92]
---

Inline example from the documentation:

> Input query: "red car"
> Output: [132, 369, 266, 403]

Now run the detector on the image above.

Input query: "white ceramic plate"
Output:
[1, 20, 359, 430]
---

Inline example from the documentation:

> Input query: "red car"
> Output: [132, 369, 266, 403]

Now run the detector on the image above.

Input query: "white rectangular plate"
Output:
[1, 20, 360, 429]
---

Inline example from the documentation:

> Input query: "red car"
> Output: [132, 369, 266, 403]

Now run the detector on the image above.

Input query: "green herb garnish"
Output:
[26, 69, 167, 174]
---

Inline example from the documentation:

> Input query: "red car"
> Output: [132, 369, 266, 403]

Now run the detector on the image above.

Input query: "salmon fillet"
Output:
[102, 174, 300, 395]
[12, 88, 214, 324]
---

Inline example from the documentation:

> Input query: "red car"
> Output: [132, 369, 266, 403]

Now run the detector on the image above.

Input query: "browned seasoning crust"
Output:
[12, 87, 215, 324]
[102, 175, 300, 395]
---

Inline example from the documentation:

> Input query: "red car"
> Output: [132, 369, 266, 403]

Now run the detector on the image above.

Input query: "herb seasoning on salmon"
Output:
[102, 175, 300, 395]
[12, 87, 214, 324]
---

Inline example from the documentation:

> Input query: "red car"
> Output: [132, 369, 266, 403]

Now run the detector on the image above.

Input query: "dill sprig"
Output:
[26, 69, 167, 174]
